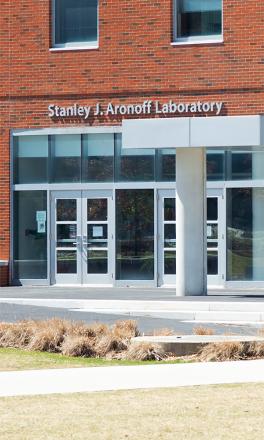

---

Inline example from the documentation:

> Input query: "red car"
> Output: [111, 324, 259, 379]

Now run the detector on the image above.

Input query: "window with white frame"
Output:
[174, 0, 222, 42]
[54, 0, 98, 48]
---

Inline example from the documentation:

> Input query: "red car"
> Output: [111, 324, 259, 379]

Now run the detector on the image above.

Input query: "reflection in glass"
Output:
[207, 242, 218, 249]
[230, 151, 252, 180]
[55, 0, 98, 45]
[13, 191, 47, 279]
[57, 250, 77, 274]
[157, 150, 176, 181]
[164, 224, 176, 248]
[207, 224, 218, 240]
[227, 188, 264, 281]
[207, 251, 218, 275]
[207, 151, 225, 181]
[116, 135, 155, 181]
[207, 198, 218, 221]
[177, 0, 222, 38]
[164, 251, 176, 275]
[116, 190, 154, 280]
[51, 135, 81, 182]
[82, 134, 114, 182]
[57, 224, 77, 247]
[88, 250, 108, 274]
[57, 199, 77, 221]
[227, 188, 252, 280]
[14, 136, 49, 184]
[164, 198, 176, 221]
[87, 199, 107, 221]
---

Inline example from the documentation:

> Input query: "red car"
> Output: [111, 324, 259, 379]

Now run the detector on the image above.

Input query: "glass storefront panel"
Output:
[51, 135, 81, 182]
[164, 251, 176, 275]
[14, 133, 264, 184]
[82, 134, 114, 182]
[116, 189, 154, 280]
[13, 191, 47, 279]
[207, 150, 225, 181]
[157, 149, 176, 181]
[14, 136, 48, 184]
[227, 188, 264, 281]
[115, 135, 155, 181]
[227, 151, 252, 180]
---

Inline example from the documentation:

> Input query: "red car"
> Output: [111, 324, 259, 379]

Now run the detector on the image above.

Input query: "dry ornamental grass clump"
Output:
[0, 321, 34, 348]
[27, 319, 69, 353]
[197, 340, 264, 362]
[193, 327, 215, 336]
[112, 320, 140, 340]
[198, 341, 244, 362]
[95, 334, 128, 357]
[125, 342, 166, 361]
[61, 335, 96, 357]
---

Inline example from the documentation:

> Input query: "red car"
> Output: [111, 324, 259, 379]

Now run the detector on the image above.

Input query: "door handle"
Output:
[73, 236, 82, 246]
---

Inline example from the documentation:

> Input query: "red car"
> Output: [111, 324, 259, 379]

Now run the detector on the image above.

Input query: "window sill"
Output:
[50, 45, 99, 52]
[171, 37, 223, 46]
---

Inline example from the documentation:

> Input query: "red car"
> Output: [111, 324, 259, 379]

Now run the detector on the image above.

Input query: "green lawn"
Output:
[0, 348, 182, 371]
[0, 384, 263, 439]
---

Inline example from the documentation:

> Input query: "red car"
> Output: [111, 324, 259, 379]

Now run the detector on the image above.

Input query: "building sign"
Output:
[48, 100, 224, 120]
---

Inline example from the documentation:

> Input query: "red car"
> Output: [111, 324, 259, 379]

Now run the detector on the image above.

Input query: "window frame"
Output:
[52, 0, 99, 50]
[172, 0, 223, 45]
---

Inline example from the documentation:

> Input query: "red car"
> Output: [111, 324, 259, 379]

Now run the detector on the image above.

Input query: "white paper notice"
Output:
[37, 221, 46, 233]
[36, 211, 47, 222]
[207, 225, 212, 237]
[93, 226, 103, 238]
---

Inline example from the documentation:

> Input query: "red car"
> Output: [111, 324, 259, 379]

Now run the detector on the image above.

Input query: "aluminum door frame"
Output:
[157, 188, 225, 287]
[82, 190, 114, 285]
[50, 190, 82, 285]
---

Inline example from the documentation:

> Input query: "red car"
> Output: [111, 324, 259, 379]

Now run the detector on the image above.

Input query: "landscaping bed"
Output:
[1, 319, 264, 367]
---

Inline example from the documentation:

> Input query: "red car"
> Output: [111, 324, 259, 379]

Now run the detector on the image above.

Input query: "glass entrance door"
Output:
[207, 189, 225, 286]
[51, 190, 114, 285]
[157, 190, 177, 286]
[82, 191, 114, 284]
[158, 189, 225, 287]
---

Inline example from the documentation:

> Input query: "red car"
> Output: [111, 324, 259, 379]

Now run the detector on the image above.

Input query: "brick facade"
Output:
[0, 1, 264, 285]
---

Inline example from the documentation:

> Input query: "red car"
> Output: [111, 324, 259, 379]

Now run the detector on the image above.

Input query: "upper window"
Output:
[174, 0, 222, 43]
[54, 0, 98, 48]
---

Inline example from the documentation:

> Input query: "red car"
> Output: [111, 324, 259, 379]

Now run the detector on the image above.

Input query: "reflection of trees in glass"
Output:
[116, 190, 154, 280]
[83, 157, 114, 182]
[227, 188, 252, 280]
[57, 199, 77, 221]
[119, 156, 154, 181]
[87, 199, 107, 221]
[161, 155, 175, 181]
[53, 158, 81, 182]
[117, 190, 154, 251]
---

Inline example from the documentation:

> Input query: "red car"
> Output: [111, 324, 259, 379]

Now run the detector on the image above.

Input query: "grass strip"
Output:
[0, 348, 183, 371]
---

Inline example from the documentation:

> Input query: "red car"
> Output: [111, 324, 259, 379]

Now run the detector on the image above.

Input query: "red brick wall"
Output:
[0, 265, 9, 287]
[1, 1, 264, 278]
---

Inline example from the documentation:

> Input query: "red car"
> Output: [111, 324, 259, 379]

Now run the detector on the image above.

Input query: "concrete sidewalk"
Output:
[2, 297, 264, 323]
[1, 360, 264, 397]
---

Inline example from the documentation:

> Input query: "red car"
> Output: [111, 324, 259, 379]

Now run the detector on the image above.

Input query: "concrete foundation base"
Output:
[131, 335, 264, 356]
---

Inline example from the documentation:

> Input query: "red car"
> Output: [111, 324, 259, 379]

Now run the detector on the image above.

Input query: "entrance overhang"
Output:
[122, 115, 264, 149]
[122, 115, 264, 297]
